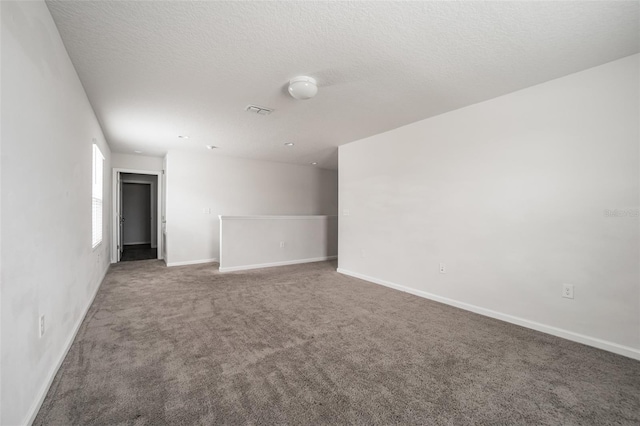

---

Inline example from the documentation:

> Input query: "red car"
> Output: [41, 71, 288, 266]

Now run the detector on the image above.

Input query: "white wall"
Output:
[1, 1, 112, 424]
[338, 55, 639, 358]
[165, 151, 338, 266]
[112, 152, 163, 172]
[219, 215, 338, 272]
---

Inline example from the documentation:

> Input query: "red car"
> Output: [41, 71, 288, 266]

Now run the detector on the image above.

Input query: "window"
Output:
[92, 144, 104, 248]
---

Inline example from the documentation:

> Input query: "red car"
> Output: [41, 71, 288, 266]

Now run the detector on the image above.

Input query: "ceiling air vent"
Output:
[245, 105, 273, 115]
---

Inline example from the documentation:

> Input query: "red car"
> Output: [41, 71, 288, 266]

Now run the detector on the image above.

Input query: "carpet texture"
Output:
[35, 260, 640, 425]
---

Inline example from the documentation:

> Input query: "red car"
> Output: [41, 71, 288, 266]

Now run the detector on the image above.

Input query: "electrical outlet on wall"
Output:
[439, 263, 446, 274]
[562, 283, 574, 299]
[39, 315, 45, 338]
[280, 241, 285, 248]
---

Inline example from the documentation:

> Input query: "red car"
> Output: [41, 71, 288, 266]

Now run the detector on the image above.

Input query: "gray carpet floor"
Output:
[35, 260, 640, 425]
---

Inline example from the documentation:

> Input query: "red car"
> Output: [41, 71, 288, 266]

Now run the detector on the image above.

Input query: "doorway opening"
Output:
[122, 177, 156, 260]
[112, 169, 163, 263]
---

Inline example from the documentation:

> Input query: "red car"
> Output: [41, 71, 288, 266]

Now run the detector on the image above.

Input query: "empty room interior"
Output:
[1, 1, 639, 425]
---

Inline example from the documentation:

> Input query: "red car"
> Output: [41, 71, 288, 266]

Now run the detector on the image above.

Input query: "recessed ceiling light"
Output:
[134, 150, 143, 154]
[206, 145, 218, 150]
[284, 142, 294, 146]
[310, 162, 318, 165]
[178, 135, 189, 139]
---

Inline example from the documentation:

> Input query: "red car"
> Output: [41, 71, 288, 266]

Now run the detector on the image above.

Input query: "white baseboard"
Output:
[220, 256, 337, 273]
[337, 268, 640, 361]
[166, 258, 218, 267]
[24, 264, 110, 426]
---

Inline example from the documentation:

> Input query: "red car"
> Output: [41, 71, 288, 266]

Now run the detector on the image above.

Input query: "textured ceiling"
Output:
[46, 1, 639, 169]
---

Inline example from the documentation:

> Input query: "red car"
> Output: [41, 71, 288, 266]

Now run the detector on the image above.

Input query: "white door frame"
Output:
[111, 168, 163, 263]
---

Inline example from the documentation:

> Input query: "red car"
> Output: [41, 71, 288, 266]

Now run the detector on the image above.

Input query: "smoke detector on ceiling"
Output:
[288, 76, 318, 100]
[245, 105, 273, 115]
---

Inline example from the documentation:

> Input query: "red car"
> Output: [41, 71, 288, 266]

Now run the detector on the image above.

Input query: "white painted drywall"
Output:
[111, 152, 163, 171]
[165, 151, 338, 266]
[219, 216, 337, 271]
[339, 55, 639, 355]
[121, 173, 158, 248]
[122, 183, 152, 245]
[1, 1, 112, 424]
